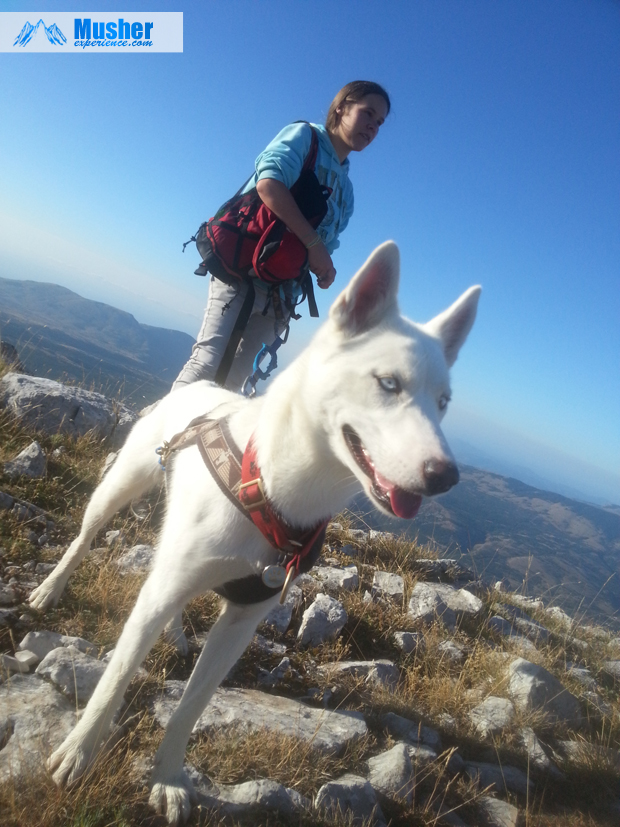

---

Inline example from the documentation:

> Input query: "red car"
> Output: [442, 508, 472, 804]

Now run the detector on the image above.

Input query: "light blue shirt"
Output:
[245, 122, 354, 255]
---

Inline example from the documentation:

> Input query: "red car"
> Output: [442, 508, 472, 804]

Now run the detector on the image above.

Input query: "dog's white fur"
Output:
[30, 242, 480, 825]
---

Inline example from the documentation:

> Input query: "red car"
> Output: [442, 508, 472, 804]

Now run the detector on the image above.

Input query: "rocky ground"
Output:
[1, 370, 620, 826]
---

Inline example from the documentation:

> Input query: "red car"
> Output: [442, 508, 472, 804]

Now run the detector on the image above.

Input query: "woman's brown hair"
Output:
[325, 81, 391, 132]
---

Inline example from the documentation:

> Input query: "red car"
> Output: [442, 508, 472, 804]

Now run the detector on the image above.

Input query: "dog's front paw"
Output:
[149, 773, 196, 826]
[29, 575, 62, 610]
[49, 734, 95, 787]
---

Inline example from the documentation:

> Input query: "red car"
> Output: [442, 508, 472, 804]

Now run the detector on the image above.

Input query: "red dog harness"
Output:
[157, 416, 329, 605]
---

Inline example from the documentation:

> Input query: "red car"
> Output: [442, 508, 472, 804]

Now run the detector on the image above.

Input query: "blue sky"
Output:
[0, 0, 618, 504]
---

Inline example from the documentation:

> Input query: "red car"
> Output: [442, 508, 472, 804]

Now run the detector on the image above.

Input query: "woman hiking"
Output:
[172, 80, 391, 393]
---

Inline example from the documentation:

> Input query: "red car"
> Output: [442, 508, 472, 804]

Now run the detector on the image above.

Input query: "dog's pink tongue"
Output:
[375, 471, 423, 519]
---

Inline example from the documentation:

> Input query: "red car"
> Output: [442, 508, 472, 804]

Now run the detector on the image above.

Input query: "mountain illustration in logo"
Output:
[13, 19, 67, 47]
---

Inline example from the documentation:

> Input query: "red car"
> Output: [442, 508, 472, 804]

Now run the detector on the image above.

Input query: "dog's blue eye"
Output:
[438, 395, 450, 410]
[378, 376, 401, 394]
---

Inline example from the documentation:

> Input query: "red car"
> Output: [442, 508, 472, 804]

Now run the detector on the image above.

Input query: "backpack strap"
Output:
[213, 279, 256, 387]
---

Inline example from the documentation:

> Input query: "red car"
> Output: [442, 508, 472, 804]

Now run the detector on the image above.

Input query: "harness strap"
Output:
[157, 416, 330, 605]
[214, 279, 256, 387]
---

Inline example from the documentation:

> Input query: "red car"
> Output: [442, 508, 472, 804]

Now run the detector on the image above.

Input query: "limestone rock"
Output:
[215, 778, 310, 816]
[0, 373, 137, 446]
[602, 660, 620, 684]
[465, 761, 533, 796]
[262, 584, 302, 634]
[554, 739, 620, 771]
[512, 616, 550, 644]
[469, 697, 515, 737]
[438, 639, 466, 664]
[311, 565, 359, 591]
[371, 571, 405, 602]
[410, 558, 475, 583]
[518, 727, 563, 778]
[409, 582, 482, 625]
[35, 645, 106, 703]
[508, 658, 583, 726]
[0, 584, 18, 606]
[152, 683, 367, 753]
[3, 441, 46, 479]
[318, 659, 399, 690]
[315, 774, 385, 826]
[19, 630, 97, 663]
[0, 673, 78, 782]
[478, 795, 522, 827]
[367, 742, 413, 804]
[115, 544, 156, 574]
[407, 583, 456, 628]
[488, 615, 515, 636]
[507, 595, 543, 612]
[394, 631, 424, 654]
[544, 605, 574, 630]
[380, 711, 442, 752]
[407, 743, 438, 768]
[297, 593, 347, 646]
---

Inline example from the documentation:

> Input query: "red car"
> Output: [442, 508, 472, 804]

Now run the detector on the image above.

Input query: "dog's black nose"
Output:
[423, 459, 459, 495]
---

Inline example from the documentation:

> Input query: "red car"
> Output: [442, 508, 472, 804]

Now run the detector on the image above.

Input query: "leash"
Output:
[156, 415, 329, 605]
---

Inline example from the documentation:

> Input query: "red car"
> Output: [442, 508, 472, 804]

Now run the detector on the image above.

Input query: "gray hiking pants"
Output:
[172, 276, 289, 393]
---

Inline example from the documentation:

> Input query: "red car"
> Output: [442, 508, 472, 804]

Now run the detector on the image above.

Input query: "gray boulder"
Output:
[408, 582, 482, 626]
[0, 373, 137, 446]
[311, 565, 359, 591]
[19, 630, 97, 663]
[3, 441, 46, 479]
[318, 659, 399, 690]
[466, 761, 533, 796]
[518, 727, 563, 778]
[477, 795, 522, 827]
[380, 711, 442, 752]
[508, 658, 583, 726]
[469, 696, 515, 737]
[438, 639, 466, 664]
[315, 774, 385, 826]
[116, 544, 156, 574]
[215, 778, 309, 816]
[602, 660, 620, 684]
[0, 673, 78, 782]
[262, 584, 302, 634]
[371, 571, 405, 603]
[407, 583, 456, 628]
[394, 631, 425, 654]
[367, 742, 413, 804]
[35, 645, 106, 704]
[297, 593, 347, 646]
[152, 683, 367, 753]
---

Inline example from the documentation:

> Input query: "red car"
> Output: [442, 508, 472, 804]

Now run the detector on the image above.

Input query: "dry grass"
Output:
[1, 372, 619, 825]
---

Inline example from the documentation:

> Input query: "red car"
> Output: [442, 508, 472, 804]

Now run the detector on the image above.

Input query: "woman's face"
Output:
[334, 93, 389, 154]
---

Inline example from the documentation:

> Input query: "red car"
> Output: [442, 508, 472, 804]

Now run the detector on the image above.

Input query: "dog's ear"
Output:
[424, 285, 482, 367]
[330, 241, 400, 335]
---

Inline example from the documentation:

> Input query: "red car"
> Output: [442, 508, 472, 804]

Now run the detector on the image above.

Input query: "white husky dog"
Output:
[31, 242, 480, 825]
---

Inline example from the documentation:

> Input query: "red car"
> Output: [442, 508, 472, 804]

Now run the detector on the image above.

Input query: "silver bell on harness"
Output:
[242, 326, 289, 397]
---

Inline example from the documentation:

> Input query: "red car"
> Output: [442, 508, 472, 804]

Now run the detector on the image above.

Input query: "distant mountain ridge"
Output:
[2, 274, 619, 625]
[349, 466, 620, 626]
[0, 276, 194, 406]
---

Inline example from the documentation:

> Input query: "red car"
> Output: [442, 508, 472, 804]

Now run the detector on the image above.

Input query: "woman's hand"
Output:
[308, 241, 336, 288]
[256, 178, 336, 287]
